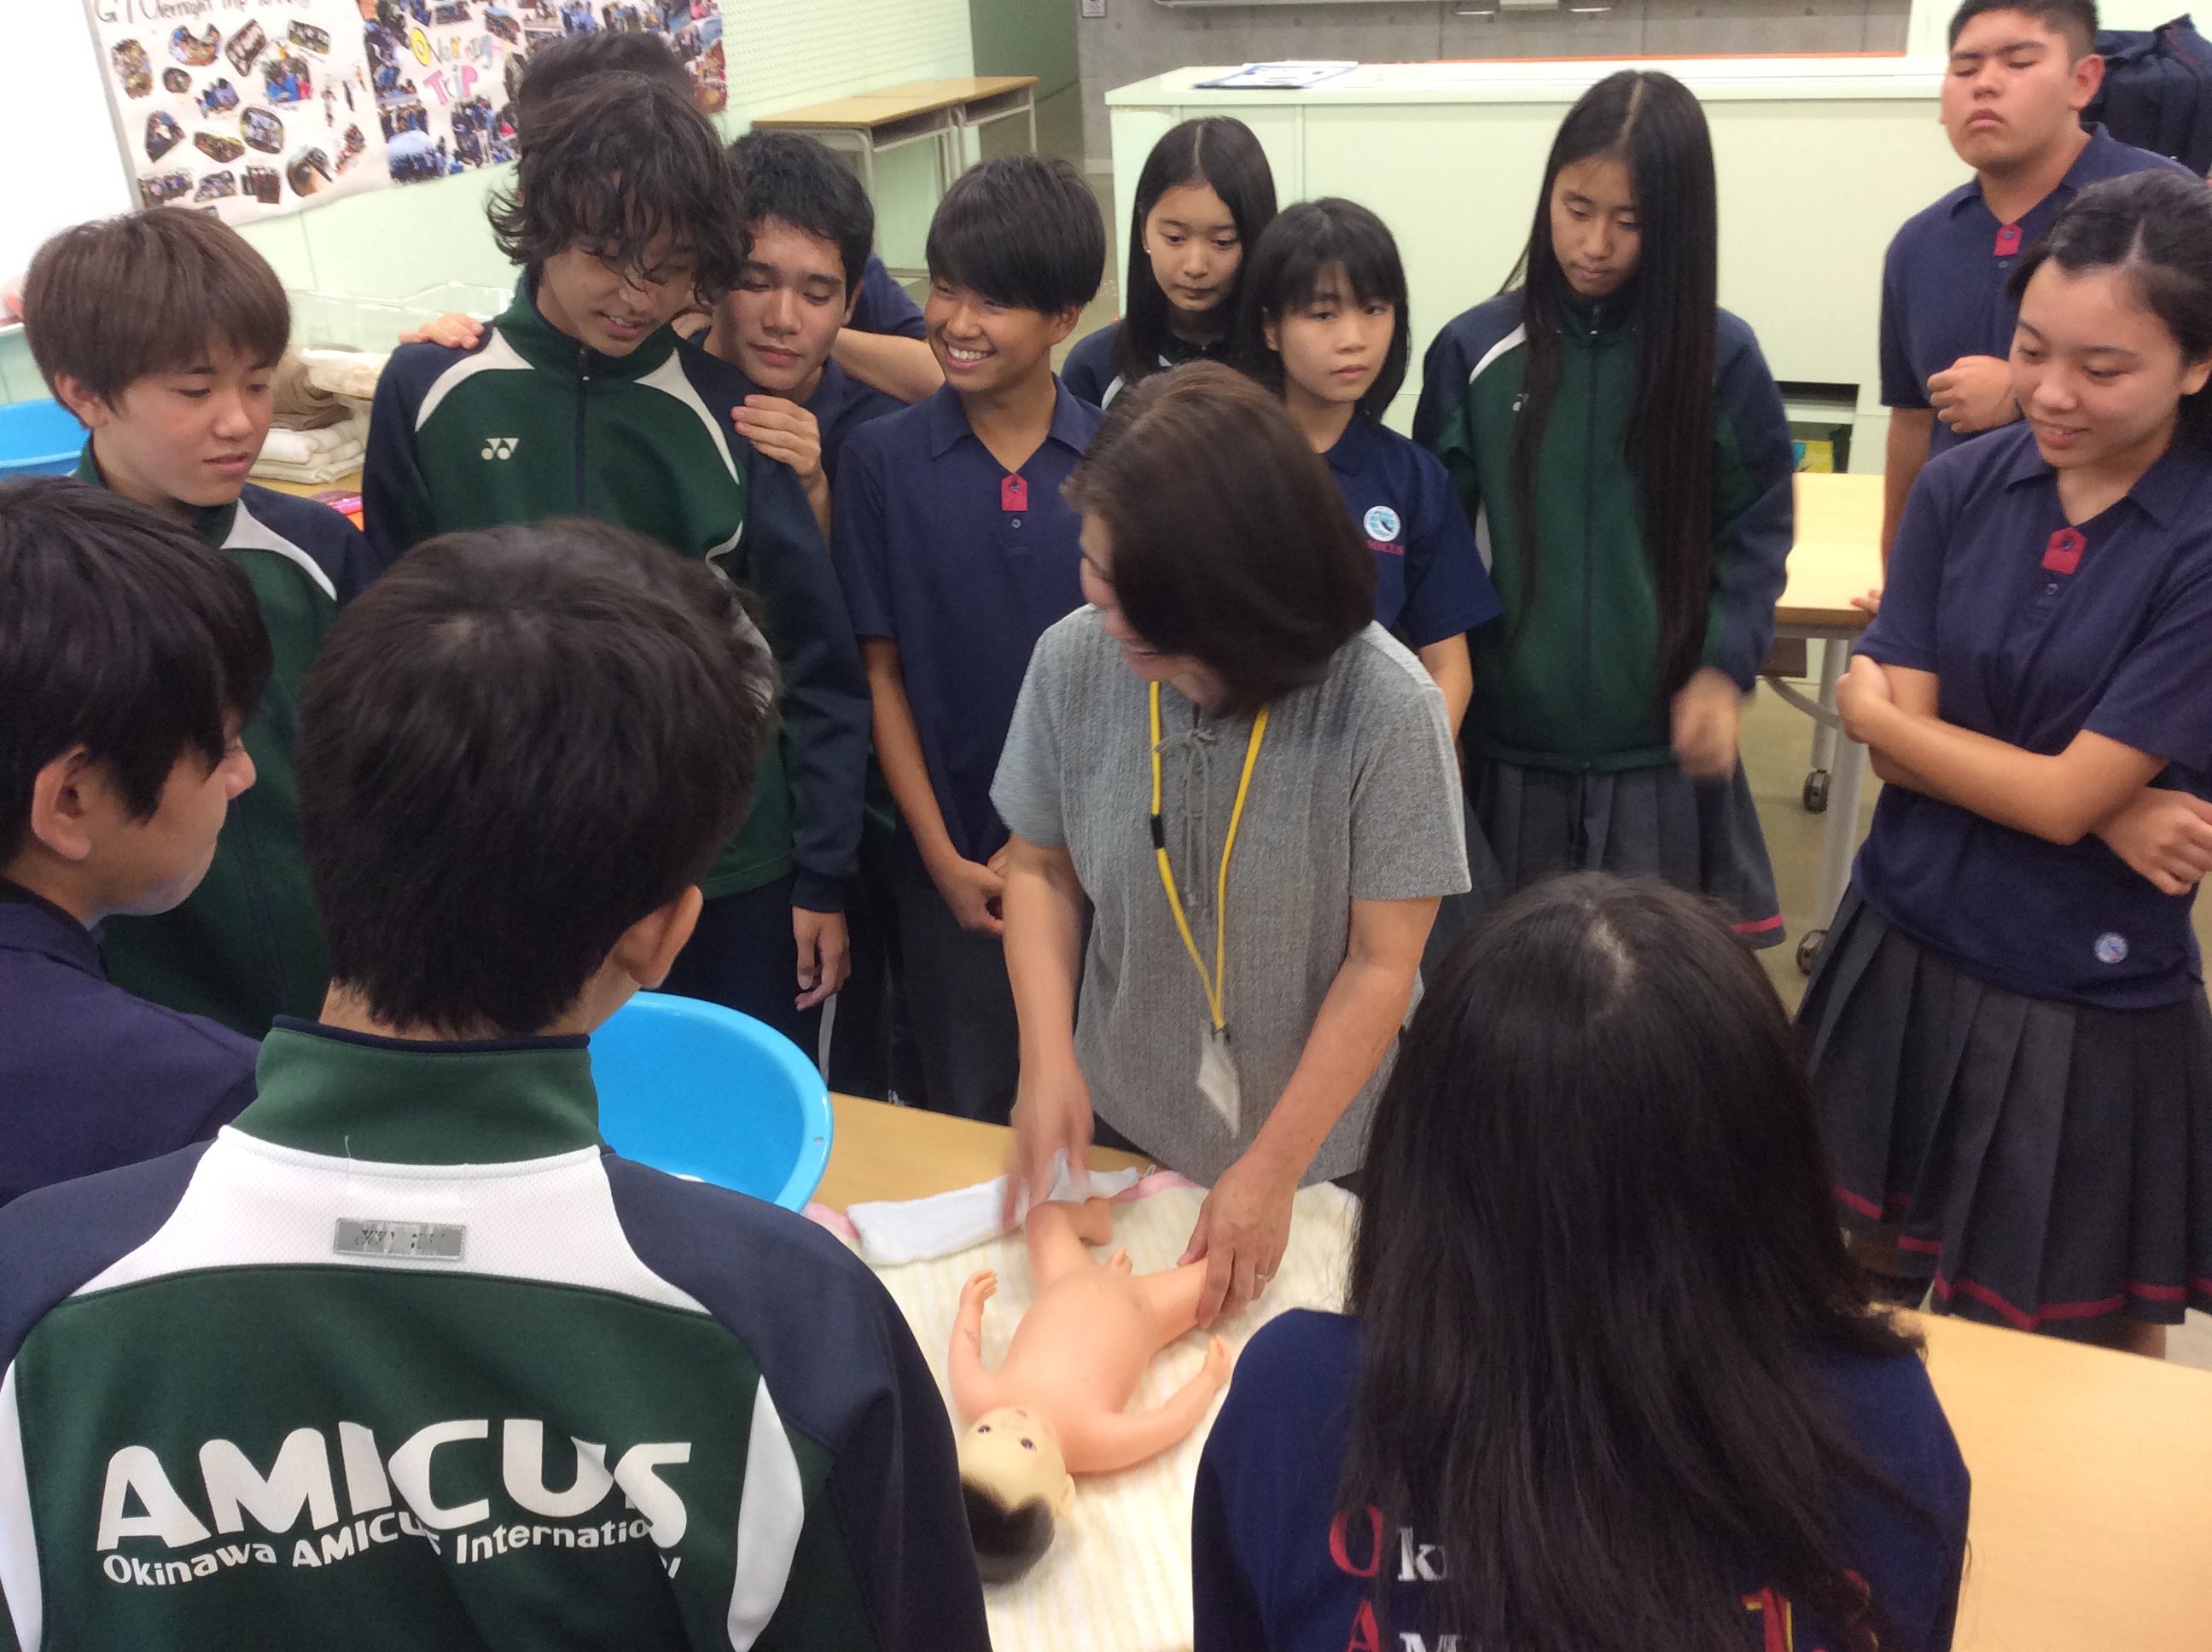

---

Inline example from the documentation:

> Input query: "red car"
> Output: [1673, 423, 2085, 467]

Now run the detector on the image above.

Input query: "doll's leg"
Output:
[1060, 1337, 1233, 1475]
[1131, 1257, 1212, 1345]
[946, 1270, 1004, 1425]
[1025, 1197, 1114, 1290]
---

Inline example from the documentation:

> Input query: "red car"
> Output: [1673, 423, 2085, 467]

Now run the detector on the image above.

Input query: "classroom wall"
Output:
[972, 0, 1081, 100]
[1075, 0, 1915, 165]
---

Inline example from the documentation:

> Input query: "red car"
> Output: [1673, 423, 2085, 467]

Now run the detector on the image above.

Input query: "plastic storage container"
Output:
[0, 399, 84, 479]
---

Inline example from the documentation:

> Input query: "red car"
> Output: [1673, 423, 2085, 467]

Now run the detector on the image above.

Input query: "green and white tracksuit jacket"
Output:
[0, 1021, 988, 1649]
[363, 283, 869, 912]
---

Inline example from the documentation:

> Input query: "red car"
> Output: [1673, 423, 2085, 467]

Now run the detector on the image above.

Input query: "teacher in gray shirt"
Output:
[993, 364, 1471, 1328]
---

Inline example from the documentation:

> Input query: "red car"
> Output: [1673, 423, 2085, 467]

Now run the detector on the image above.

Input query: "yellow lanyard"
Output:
[1150, 682, 1268, 1038]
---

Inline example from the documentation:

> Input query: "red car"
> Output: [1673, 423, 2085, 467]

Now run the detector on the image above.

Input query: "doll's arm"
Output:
[1059, 1337, 1232, 1475]
[946, 1270, 1004, 1424]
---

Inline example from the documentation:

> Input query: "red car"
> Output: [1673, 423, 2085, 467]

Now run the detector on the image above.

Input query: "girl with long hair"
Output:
[1410, 70, 1795, 944]
[1062, 117, 1277, 409]
[1808, 168, 2212, 1356]
[1194, 873, 1969, 1652]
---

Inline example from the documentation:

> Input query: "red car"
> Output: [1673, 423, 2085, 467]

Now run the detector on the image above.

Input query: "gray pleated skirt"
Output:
[1801, 886, 2212, 1335]
[1466, 756, 1784, 947]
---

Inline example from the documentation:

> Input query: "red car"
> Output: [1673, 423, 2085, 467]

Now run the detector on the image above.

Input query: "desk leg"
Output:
[1805, 637, 1843, 812]
[1025, 93, 1038, 155]
[1801, 637, 1864, 974]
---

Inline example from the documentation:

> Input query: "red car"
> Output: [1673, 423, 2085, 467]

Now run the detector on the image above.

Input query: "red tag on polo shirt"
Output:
[2043, 526, 2085, 574]
[1994, 223, 2023, 256]
[1001, 475, 1027, 512]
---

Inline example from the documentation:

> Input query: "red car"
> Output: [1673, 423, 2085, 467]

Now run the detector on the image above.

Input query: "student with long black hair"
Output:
[1412, 71, 1795, 945]
[1194, 873, 1970, 1652]
[1233, 199, 1499, 735]
[1808, 168, 2212, 1357]
[1062, 117, 1277, 409]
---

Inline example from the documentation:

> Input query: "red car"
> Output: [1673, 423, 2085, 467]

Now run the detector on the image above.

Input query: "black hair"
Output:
[1505, 70, 1719, 705]
[925, 154, 1104, 317]
[1064, 362, 1375, 718]
[2009, 169, 2212, 439]
[731, 130, 875, 293]
[1342, 873, 1931, 1652]
[512, 27, 691, 120]
[1112, 118, 1278, 391]
[487, 71, 748, 301]
[1947, 0, 2099, 55]
[1231, 198, 1411, 423]
[295, 520, 777, 1037]
[961, 1481, 1055, 1584]
[1, 478, 270, 854]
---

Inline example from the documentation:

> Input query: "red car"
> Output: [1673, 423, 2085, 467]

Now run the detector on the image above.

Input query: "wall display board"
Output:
[84, 0, 725, 223]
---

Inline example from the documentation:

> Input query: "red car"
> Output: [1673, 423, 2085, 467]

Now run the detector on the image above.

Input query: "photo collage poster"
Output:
[364, 0, 726, 185]
[87, 0, 387, 224]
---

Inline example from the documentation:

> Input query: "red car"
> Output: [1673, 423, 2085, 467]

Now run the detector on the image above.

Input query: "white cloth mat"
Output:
[859, 1182, 1359, 1652]
[845, 1154, 1145, 1265]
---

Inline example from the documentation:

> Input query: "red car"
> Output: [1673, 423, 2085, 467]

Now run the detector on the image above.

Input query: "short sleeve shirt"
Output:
[991, 611, 1470, 1184]
[847, 254, 926, 340]
[1323, 414, 1503, 647]
[832, 381, 1103, 870]
[1854, 423, 2212, 1007]
[1878, 125, 2192, 460]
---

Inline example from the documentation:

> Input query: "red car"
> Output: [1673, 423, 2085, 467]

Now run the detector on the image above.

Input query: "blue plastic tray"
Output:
[0, 399, 84, 479]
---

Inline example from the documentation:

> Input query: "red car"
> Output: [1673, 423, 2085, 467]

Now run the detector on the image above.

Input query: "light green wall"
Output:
[970, 0, 1077, 100]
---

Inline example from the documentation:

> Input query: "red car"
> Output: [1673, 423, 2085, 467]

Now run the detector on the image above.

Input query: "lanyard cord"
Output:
[1150, 681, 1268, 1037]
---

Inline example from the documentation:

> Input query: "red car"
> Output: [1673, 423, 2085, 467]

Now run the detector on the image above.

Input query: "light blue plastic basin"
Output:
[0, 399, 84, 479]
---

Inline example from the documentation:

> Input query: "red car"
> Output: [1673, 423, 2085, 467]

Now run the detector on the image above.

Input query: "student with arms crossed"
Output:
[1808, 170, 2212, 1358]
[0, 480, 264, 1206]
[0, 521, 988, 1651]
[1062, 118, 1276, 410]
[1877, 0, 2192, 570]
[1196, 875, 1968, 1652]
[365, 72, 870, 1053]
[1412, 71, 1794, 946]
[832, 155, 1107, 1125]
[22, 212, 371, 1038]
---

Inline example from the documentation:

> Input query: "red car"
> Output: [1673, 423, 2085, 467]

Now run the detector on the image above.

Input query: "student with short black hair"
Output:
[23, 209, 371, 1038]
[996, 364, 1470, 1329]
[1062, 117, 1277, 409]
[365, 71, 870, 1055]
[0, 479, 265, 1206]
[1876, 0, 2192, 565]
[832, 154, 1106, 1124]
[1812, 169, 2212, 1358]
[1412, 71, 1794, 946]
[1195, 874, 1969, 1652]
[0, 520, 989, 1650]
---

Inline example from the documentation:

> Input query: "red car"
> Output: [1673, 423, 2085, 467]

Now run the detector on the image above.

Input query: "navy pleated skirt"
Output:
[1801, 886, 2212, 1335]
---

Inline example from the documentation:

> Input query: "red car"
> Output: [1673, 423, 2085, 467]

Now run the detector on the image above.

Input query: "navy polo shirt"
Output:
[1324, 413, 1502, 648]
[1854, 424, 2212, 1009]
[1061, 319, 1224, 409]
[1194, 1311, 1969, 1652]
[848, 254, 926, 341]
[1879, 124, 2191, 460]
[831, 379, 1103, 872]
[0, 882, 257, 1206]
[727, 356, 903, 483]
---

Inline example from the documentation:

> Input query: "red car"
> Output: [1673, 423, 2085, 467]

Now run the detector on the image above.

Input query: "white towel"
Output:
[845, 1154, 1147, 1265]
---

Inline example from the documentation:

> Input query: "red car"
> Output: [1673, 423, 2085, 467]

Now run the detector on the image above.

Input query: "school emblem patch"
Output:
[2094, 932, 2129, 965]
[1362, 505, 1401, 544]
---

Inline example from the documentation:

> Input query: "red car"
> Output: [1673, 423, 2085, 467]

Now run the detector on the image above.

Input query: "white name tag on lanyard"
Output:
[1198, 1025, 1240, 1133]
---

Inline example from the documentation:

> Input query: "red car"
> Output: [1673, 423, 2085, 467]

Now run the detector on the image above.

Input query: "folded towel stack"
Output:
[252, 410, 369, 485]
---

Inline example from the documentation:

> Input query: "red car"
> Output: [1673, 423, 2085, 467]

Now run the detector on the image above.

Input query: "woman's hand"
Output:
[2096, 788, 2212, 896]
[1670, 667, 1744, 780]
[1836, 653, 1897, 747]
[1181, 1148, 1297, 1329]
[1003, 1052, 1095, 1230]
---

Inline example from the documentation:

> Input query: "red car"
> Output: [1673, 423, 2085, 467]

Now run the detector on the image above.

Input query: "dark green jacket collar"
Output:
[495, 276, 681, 385]
[1558, 292, 1635, 346]
[235, 1019, 602, 1164]
[73, 441, 236, 546]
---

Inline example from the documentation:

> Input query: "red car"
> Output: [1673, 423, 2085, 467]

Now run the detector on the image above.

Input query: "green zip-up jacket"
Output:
[0, 1021, 988, 1649]
[362, 282, 869, 910]
[77, 450, 374, 1037]
[1411, 294, 1796, 773]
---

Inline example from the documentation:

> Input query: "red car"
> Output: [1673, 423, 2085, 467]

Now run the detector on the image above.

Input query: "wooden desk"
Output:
[818, 1096, 2212, 1650]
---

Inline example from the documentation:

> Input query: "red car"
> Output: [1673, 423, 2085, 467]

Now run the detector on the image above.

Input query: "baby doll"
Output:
[951, 1196, 1231, 1581]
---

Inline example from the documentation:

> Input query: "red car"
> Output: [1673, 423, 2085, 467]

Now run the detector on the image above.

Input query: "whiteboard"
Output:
[6, 1, 134, 283]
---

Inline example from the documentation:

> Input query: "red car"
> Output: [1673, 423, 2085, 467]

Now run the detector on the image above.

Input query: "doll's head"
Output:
[958, 1407, 1075, 1583]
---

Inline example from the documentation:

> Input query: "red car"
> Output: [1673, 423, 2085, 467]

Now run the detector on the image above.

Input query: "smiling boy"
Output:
[830, 155, 1106, 1123]
[22, 210, 372, 1038]
[364, 71, 870, 1051]
[1877, 0, 2192, 556]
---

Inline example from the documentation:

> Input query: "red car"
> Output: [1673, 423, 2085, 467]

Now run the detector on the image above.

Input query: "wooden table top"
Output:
[1778, 470, 1883, 631]
[754, 76, 1039, 130]
[818, 1093, 2212, 1649]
